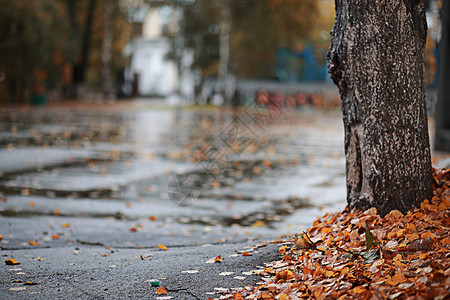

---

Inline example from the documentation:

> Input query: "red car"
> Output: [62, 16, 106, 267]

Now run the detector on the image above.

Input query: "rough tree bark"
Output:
[435, 0, 450, 151]
[328, 0, 434, 216]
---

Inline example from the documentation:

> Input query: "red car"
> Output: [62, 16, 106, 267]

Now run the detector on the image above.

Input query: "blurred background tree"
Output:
[0, 0, 131, 102]
[0, 0, 75, 102]
[0, 0, 440, 103]
[182, 0, 321, 79]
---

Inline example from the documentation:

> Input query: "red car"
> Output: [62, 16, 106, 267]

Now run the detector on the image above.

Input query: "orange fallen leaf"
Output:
[421, 232, 434, 239]
[278, 245, 287, 255]
[29, 201, 35, 207]
[218, 168, 450, 299]
[314, 288, 323, 298]
[387, 231, 396, 239]
[28, 241, 39, 246]
[261, 292, 272, 299]
[2, 197, 6, 203]
[52, 234, 59, 240]
[156, 287, 167, 295]
[279, 294, 289, 300]
[396, 229, 405, 238]
[53, 209, 61, 215]
[283, 255, 292, 262]
[158, 244, 168, 251]
[385, 209, 404, 221]
[251, 220, 265, 227]
[295, 237, 307, 247]
[340, 267, 349, 276]
[406, 233, 419, 241]
[129, 227, 137, 232]
[242, 252, 252, 256]
[149, 216, 157, 221]
[5, 258, 20, 265]
[320, 227, 332, 234]
[0, 234, 3, 240]
[215, 255, 222, 262]
[325, 270, 335, 278]
[397, 243, 407, 251]
[274, 269, 294, 282]
[62, 223, 71, 228]
[353, 286, 367, 293]
[233, 292, 243, 300]
[386, 272, 407, 286]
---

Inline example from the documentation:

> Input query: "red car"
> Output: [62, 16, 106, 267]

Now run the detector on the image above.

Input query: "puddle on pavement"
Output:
[0, 105, 346, 246]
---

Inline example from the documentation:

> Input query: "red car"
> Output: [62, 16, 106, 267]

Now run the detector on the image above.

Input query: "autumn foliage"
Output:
[223, 168, 450, 299]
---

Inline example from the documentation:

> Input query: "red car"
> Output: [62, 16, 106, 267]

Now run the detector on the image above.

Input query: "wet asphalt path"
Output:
[0, 102, 347, 298]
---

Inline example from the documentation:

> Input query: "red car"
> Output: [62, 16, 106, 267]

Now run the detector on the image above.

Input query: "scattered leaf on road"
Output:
[181, 269, 199, 274]
[158, 244, 168, 251]
[156, 287, 167, 295]
[5, 258, 20, 265]
[219, 271, 234, 276]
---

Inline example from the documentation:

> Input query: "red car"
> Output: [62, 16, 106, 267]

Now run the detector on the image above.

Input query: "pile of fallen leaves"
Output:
[221, 168, 450, 299]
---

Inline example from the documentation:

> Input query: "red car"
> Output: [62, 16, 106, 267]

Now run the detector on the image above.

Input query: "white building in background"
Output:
[125, 5, 194, 98]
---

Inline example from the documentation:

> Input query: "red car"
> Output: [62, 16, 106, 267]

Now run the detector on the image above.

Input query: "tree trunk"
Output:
[218, 0, 231, 81]
[435, 0, 450, 151]
[328, 0, 434, 216]
[101, 0, 114, 99]
[72, 0, 96, 93]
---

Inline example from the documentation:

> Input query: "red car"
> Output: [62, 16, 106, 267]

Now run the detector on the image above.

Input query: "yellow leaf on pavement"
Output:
[156, 287, 167, 295]
[158, 244, 168, 250]
[5, 258, 20, 265]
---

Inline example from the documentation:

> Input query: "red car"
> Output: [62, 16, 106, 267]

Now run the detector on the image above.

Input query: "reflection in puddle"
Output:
[0, 106, 346, 241]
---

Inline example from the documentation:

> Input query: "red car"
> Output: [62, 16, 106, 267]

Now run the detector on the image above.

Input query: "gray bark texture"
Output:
[328, 0, 434, 216]
[435, 0, 450, 151]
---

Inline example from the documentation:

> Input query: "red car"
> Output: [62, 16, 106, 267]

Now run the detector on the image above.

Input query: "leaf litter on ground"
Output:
[217, 168, 450, 299]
